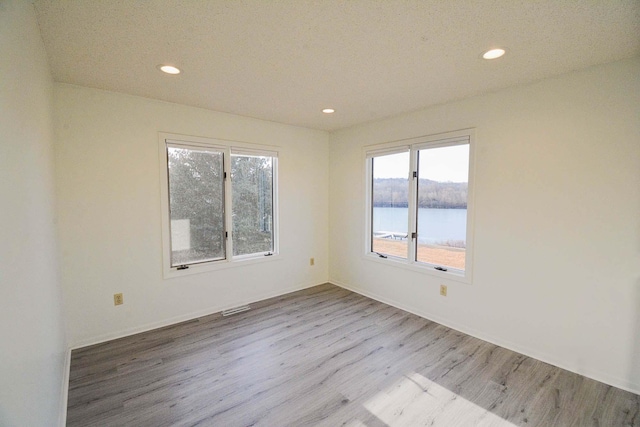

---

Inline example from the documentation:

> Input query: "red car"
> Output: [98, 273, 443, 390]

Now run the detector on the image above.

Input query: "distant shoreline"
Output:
[374, 177, 468, 209]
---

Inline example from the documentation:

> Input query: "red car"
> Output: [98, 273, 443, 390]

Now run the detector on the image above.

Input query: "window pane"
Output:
[167, 146, 225, 266]
[416, 144, 469, 270]
[231, 155, 274, 256]
[371, 151, 410, 258]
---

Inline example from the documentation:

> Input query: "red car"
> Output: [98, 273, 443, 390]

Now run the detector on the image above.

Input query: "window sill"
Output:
[163, 253, 282, 279]
[363, 252, 472, 284]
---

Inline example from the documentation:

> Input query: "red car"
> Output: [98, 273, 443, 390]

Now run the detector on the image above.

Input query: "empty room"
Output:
[2, 0, 639, 426]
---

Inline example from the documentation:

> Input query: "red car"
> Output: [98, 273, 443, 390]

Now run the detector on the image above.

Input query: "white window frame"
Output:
[159, 132, 279, 279]
[364, 129, 476, 284]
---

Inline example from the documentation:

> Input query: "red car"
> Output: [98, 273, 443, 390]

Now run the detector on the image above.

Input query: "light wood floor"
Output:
[67, 284, 639, 426]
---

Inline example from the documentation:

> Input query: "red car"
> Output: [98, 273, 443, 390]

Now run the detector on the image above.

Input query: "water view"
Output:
[373, 207, 467, 246]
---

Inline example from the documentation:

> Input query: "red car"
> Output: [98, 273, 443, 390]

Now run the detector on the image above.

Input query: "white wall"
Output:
[0, 1, 67, 426]
[54, 84, 329, 347]
[329, 57, 640, 394]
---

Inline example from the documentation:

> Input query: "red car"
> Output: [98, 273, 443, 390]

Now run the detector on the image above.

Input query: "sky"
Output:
[373, 144, 469, 182]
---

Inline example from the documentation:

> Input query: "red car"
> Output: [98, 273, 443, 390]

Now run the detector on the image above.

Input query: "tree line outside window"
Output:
[166, 141, 276, 269]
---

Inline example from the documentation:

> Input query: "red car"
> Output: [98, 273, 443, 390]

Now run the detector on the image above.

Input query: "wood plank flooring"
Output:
[67, 284, 640, 426]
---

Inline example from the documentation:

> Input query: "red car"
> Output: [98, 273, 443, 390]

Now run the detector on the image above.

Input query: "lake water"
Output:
[373, 207, 467, 245]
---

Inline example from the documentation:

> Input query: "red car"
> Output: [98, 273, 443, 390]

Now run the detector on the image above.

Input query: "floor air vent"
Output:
[222, 305, 251, 316]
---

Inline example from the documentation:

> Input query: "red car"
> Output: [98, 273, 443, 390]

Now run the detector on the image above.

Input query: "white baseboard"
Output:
[70, 281, 327, 351]
[329, 278, 640, 396]
[58, 347, 72, 427]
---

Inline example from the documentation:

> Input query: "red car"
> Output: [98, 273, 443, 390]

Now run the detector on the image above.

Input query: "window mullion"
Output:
[224, 148, 233, 261]
[408, 148, 418, 263]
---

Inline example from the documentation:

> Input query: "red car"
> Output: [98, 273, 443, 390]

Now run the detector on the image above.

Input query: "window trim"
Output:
[159, 132, 280, 279]
[364, 129, 476, 284]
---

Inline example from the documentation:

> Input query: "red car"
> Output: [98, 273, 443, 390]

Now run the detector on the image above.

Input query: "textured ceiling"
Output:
[33, 0, 640, 131]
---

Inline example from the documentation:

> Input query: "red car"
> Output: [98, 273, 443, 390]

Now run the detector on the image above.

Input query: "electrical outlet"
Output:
[114, 293, 123, 306]
[440, 285, 447, 297]
[310, 257, 315, 266]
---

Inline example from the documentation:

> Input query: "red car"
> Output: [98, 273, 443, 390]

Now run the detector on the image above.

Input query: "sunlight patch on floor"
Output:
[364, 372, 517, 427]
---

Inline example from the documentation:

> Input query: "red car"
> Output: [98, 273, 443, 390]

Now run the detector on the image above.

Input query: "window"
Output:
[167, 144, 225, 266]
[366, 130, 474, 281]
[371, 150, 410, 259]
[159, 134, 278, 277]
[231, 152, 274, 257]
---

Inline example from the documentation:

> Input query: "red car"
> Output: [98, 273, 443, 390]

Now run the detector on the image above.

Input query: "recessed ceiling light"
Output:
[482, 48, 506, 60]
[322, 108, 335, 114]
[158, 65, 181, 74]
